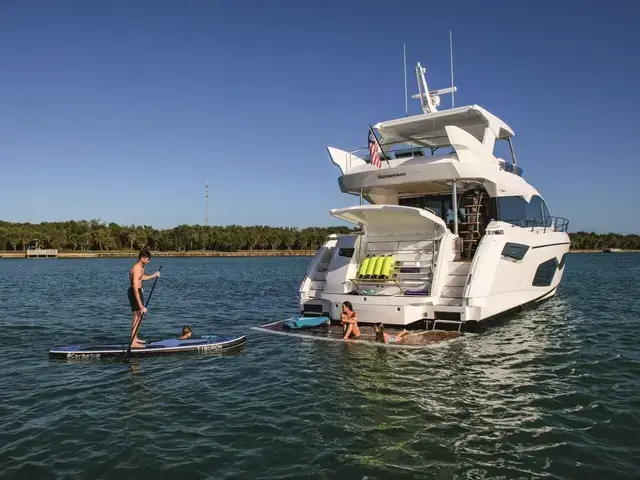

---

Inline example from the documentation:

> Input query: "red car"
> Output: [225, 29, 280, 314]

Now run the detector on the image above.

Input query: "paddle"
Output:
[124, 265, 162, 360]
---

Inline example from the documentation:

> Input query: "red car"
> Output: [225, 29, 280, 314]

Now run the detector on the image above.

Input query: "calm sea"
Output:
[0, 254, 638, 479]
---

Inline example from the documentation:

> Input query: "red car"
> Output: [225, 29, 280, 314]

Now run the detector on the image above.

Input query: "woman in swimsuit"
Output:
[341, 301, 361, 340]
[374, 323, 410, 344]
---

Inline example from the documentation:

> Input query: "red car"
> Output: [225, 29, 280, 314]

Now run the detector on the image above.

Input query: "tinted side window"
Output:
[541, 198, 551, 218]
[501, 242, 530, 260]
[497, 196, 527, 224]
[532, 258, 558, 286]
[398, 196, 423, 208]
[525, 196, 544, 223]
[498, 195, 551, 226]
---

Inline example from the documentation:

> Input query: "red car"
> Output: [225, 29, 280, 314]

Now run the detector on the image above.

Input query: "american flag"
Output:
[368, 126, 382, 168]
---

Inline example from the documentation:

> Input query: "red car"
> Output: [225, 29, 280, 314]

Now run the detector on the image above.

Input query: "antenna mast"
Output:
[411, 33, 458, 115]
[403, 43, 408, 116]
[205, 179, 209, 226]
[449, 30, 455, 108]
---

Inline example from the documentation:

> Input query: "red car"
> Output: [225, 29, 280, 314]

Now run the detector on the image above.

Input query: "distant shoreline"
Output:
[568, 249, 640, 253]
[1, 249, 638, 260]
[0, 250, 317, 259]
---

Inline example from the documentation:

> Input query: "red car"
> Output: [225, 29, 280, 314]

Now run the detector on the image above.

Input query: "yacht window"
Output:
[497, 196, 527, 225]
[525, 196, 546, 224]
[494, 139, 513, 163]
[502, 242, 530, 260]
[541, 198, 551, 218]
[399, 195, 446, 219]
[533, 258, 558, 286]
[398, 196, 423, 209]
[498, 195, 552, 226]
[423, 200, 442, 218]
[399, 194, 462, 222]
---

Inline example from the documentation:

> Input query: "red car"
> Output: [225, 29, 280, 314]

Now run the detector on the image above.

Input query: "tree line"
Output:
[0, 220, 353, 252]
[566, 231, 640, 250]
[0, 220, 638, 252]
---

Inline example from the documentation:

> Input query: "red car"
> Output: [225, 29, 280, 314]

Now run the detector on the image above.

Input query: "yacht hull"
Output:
[460, 223, 570, 322]
[298, 220, 570, 330]
[294, 58, 572, 334]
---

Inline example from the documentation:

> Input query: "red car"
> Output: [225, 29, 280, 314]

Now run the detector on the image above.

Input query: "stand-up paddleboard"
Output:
[49, 335, 246, 359]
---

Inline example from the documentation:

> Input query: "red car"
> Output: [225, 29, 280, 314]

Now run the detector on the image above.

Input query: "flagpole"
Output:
[369, 125, 391, 167]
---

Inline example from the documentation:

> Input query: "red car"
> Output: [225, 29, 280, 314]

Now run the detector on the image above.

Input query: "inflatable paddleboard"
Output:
[48, 335, 246, 359]
[283, 316, 330, 329]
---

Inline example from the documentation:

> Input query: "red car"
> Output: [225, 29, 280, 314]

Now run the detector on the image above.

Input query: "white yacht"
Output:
[297, 60, 570, 332]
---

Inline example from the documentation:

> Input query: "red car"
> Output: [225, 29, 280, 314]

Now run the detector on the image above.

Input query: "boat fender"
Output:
[358, 256, 371, 278]
[365, 255, 378, 278]
[380, 255, 395, 279]
[372, 255, 385, 278]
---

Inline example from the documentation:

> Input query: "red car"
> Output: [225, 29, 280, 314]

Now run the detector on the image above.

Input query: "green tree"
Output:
[1, 219, 637, 253]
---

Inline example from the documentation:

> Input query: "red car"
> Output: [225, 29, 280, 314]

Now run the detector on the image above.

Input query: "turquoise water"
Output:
[0, 254, 639, 479]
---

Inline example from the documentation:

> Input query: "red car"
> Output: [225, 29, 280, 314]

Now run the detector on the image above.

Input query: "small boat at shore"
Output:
[49, 334, 246, 359]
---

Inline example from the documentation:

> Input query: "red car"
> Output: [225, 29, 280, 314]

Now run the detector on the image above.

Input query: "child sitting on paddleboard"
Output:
[178, 325, 192, 340]
[374, 323, 410, 344]
[341, 301, 361, 340]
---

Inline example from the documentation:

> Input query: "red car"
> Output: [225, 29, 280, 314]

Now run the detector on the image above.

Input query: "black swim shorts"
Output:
[127, 287, 145, 312]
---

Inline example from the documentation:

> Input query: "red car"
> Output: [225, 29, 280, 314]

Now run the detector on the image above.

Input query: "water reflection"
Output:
[1, 256, 639, 479]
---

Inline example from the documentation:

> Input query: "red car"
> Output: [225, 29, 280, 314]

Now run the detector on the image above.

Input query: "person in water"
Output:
[178, 325, 192, 340]
[128, 249, 160, 348]
[341, 301, 361, 340]
[374, 323, 410, 344]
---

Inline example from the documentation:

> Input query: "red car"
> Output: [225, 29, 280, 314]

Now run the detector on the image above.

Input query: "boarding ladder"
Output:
[459, 191, 485, 260]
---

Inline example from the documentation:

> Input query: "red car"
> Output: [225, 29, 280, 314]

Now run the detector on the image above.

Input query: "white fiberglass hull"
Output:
[460, 222, 570, 323]
[298, 219, 570, 329]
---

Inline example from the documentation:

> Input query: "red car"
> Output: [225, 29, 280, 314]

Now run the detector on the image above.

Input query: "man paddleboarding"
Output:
[128, 249, 160, 348]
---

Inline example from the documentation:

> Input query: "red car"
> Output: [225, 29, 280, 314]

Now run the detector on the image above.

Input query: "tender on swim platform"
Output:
[253, 320, 459, 348]
[283, 316, 330, 329]
[48, 335, 246, 359]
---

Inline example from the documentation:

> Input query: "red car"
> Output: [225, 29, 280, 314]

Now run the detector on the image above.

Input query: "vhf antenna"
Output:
[404, 42, 408, 116]
[449, 30, 455, 108]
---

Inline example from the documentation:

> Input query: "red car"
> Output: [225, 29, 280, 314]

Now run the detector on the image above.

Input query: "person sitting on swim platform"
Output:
[374, 323, 410, 344]
[341, 301, 361, 340]
[178, 325, 192, 340]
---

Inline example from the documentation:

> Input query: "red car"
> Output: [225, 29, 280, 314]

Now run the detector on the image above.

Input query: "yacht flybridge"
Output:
[293, 60, 571, 333]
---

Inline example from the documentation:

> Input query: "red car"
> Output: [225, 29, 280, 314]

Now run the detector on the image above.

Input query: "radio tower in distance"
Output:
[205, 180, 209, 226]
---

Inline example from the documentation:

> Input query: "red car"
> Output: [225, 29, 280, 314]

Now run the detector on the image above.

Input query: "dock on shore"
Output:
[26, 249, 59, 258]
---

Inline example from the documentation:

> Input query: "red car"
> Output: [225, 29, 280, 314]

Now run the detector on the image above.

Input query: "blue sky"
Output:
[1, 0, 638, 233]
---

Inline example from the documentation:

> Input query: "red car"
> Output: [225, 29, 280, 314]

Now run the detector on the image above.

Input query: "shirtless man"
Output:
[128, 249, 160, 348]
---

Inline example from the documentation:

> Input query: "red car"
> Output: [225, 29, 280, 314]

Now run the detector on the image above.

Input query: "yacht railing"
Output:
[347, 144, 524, 177]
[345, 145, 421, 171]
[499, 162, 524, 177]
[351, 144, 447, 160]
[346, 137, 456, 171]
[504, 216, 569, 233]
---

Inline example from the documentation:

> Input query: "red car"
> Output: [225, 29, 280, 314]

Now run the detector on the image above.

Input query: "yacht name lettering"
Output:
[377, 173, 406, 179]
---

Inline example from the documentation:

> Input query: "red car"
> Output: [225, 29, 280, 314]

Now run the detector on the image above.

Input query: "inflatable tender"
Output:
[283, 316, 330, 329]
